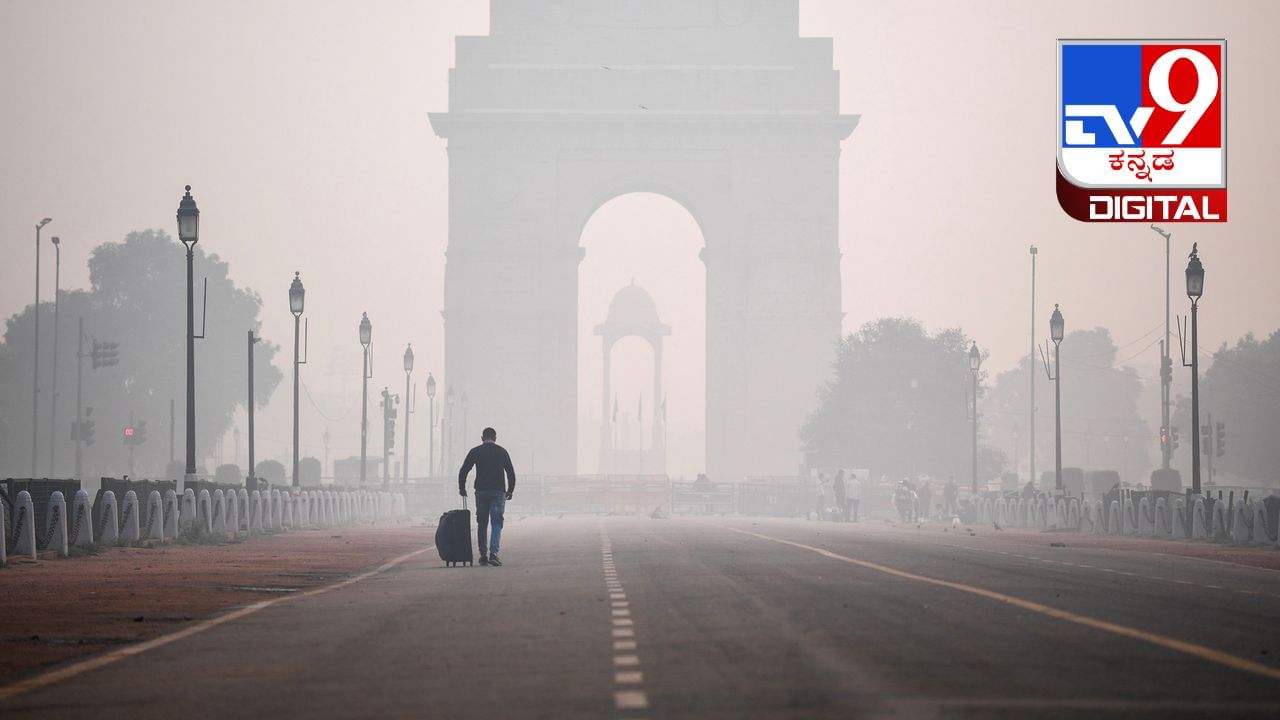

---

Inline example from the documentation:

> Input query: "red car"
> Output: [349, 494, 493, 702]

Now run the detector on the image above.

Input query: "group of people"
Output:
[894, 476, 962, 521]
[813, 469, 861, 522]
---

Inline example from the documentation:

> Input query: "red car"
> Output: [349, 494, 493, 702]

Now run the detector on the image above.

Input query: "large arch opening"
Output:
[577, 192, 705, 479]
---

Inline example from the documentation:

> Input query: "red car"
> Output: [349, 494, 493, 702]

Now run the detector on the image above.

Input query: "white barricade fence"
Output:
[238, 489, 250, 533]
[121, 490, 141, 543]
[1109, 500, 1121, 535]
[1231, 499, 1250, 543]
[12, 491, 38, 560]
[1122, 498, 1138, 535]
[1210, 499, 1230, 540]
[211, 490, 227, 537]
[70, 489, 94, 548]
[97, 490, 119, 546]
[308, 491, 319, 526]
[144, 490, 165, 542]
[42, 491, 69, 558]
[1191, 497, 1208, 539]
[271, 489, 283, 530]
[0, 500, 6, 566]
[1251, 500, 1276, 547]
[197, 489, 213, 534]
[182, 489, 198, 532]
[225, 490, 240, 538]
[1080, 500, 1095, 533]
[1137, 497, 1153, 536]
[164, 490, 180, 540]
[281, 491, 294, 529]
[1172, 497, 1188, 538]
[250, 490, 263, 534]
[1154, 497, 1172, 538]
[1066, 499, 1079, 529]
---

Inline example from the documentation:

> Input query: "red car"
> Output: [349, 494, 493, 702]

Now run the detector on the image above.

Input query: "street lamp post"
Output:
[403, 345, 415, 484]
[1029, 245, 1037, 491]
[48, 236, 62, 475]
[32, 217, 51, 476]
[289, 272, 306, 486]
[462, 392, 470, 450]
[1151, 225, 1173, 469]
[968, 342, 981, 494]
[176, 187, 200, 485]
[446, 385, 455, 474]
[1045, 304, 1065, 493]
[247, 330, 261, 489]
[426, 373, 436, 478]
[1185, 244, 1205, 494]
[359, 313, 372, 485]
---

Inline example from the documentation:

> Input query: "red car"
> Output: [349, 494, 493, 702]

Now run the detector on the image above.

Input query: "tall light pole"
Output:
[427, 372, 436, 478]
[176, 187, 200, 485]
[247, 330, 261, 489]
[1049, 305, 1065, 493]
[462, 391, 470, 450]
[48, 235, 62, 475]
[380, 387, 398, 490]
[289, 272, 306, 486]
[1029, 244, 1037, 490]
[1185, 244, 1205, 494]
[1151, 225, 1173, 470]
[359, 313, 372, 485]
[446, 385, 455, 474]
[32, 217, 52, 476]
[403, 344, 415, 484]
[968, 342, 981, 494]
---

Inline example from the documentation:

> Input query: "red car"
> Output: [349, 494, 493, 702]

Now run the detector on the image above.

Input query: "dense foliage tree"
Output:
[0, 229, 281, 480]
[802, 317, 981, 481]
[983, 327, 1152, 485]
[1173, 330, 1280, 484]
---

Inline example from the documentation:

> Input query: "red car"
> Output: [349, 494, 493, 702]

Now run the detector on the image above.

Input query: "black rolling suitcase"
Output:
[436, 498, 473, 567]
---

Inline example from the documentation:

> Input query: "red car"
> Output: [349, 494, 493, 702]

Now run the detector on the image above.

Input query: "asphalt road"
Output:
[3, 516, 1280, 719]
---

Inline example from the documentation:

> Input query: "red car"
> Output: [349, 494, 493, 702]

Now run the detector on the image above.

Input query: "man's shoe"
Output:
[488, 555, 502, 567]
[478, 556, 489, 566]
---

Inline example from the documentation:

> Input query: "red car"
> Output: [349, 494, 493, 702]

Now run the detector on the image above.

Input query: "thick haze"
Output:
[2, 0, 1277, 479]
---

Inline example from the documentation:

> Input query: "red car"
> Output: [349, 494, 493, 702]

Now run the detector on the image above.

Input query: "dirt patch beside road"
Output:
[0, 524, 434, 683]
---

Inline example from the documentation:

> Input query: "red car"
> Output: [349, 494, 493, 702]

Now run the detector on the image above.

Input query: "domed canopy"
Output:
[595, 280, 671, 340]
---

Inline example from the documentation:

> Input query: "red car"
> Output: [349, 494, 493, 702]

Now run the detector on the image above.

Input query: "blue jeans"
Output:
[475, 490, 506, 557]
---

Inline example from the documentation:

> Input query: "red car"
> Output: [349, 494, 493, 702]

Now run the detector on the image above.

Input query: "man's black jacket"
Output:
[458, 442, 517, 495]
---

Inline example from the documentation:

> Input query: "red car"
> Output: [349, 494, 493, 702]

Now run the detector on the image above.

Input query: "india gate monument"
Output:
[429, 0, 857, 480]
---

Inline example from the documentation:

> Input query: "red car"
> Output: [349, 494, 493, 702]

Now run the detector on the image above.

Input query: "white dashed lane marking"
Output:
[602, 527, 650, 715]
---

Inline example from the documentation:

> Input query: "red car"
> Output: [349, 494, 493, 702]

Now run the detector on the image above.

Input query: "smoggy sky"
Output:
[2, 1, 1277, 477]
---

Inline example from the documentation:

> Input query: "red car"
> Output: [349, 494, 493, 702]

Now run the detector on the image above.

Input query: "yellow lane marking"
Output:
[0, 545, 434, 702]
[730, 528, 1280, 682]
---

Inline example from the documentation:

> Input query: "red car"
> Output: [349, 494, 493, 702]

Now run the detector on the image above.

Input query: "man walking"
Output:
[459, 427, 516, 566]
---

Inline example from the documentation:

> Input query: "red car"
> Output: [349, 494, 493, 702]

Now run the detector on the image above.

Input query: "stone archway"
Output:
[430, 1, 857, 480]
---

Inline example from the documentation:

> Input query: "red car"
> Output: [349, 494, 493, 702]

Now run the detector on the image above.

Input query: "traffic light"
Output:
[1201, 424, 1212, 455]
[135, 419, 148, 445]
[1159, 356, 1173, 383]
[91, 340, 120, 369]
[1169, 425, 1180, 450]
[1159, 425, 1168, 451]
[82, 418, 95, 447]
[1216, 422, 1226, 457]
[123, 426, 136, 446]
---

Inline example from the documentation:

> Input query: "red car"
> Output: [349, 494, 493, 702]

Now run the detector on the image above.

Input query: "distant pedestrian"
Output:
[943, 477, 959, 516]
[833, 470, 848, 522]
[919, 480, 934, 520]
[847, 472, 861, 522]
[814, 472, 827, 521]
[458, 427, 516, 567]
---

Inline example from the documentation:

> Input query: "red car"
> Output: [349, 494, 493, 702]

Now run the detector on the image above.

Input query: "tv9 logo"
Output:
[1056, 40, 1227, 222]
